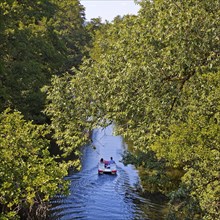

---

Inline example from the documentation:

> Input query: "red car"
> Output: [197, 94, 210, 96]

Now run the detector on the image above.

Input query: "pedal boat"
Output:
[98, 162, 117, 175]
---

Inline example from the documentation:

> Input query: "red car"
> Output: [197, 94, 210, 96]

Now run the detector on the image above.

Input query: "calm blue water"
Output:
[49, 125, 165, 220]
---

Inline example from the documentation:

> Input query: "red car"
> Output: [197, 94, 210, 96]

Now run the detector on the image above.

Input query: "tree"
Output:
[152, 72, 220, 219]
[43, 0, 219, 218]
[43, 73, 93, 160]
[0, 109, 69, 219]
[0, 0, 88, 122]
[55, 1, 219, 218]
[51, 0, 89, 71]
[84, 17, 105, 52]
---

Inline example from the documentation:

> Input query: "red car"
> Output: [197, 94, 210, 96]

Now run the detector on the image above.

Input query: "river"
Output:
[49, 125, 166, 220]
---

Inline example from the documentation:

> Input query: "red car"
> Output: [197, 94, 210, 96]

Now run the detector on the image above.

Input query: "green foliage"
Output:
[43, 73, 92, 162]
[84, 17, 105, 53]
[1, 0, 61, 121]
[0, 108, 69, 219]
[0, 2, 95, 217]
[152, 72, 220, 219]
[0, 0, 88, 122]
[51, 0, 89, 70]
[166, 186, 202, 220]
[42, 0, 219, 219]
[123, 150, 183, 194]
[56, 0, 219, 219]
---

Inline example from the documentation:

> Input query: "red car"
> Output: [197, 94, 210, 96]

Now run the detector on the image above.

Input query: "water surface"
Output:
[50, 126, 166, 220]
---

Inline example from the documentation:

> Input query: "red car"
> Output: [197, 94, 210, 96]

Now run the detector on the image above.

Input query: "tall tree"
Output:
[45, 0, 220, 218]
[51, 0, 88, 71]
[0, 108, 70, 219]
[0, 0, 88, 122]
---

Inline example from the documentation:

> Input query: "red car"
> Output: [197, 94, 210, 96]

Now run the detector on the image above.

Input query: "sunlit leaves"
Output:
[41, 0, 220, 219]
[43, 73, 91, 162]
[0, 109, 69, 218]
[62, 0, 220, 219]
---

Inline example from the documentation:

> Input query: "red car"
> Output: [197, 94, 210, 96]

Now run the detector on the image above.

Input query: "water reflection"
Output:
[50, 125, 166, 220]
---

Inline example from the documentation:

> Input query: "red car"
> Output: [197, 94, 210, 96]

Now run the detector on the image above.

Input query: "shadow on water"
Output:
[49, 125, 167, 220]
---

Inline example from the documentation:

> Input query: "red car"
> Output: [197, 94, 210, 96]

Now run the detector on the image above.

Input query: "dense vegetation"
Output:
[45, 0, 219, 219]
[0, 109, 70, 219]
[0, 0, 88, 123]
[0, 0, 91, 218]
[0, 0, 219, 219]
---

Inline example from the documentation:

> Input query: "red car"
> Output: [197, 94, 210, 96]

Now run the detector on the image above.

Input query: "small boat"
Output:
[98, 161, 117, 175]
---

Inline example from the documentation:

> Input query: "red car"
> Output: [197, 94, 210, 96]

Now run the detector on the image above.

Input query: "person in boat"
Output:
[100, 158, 108, 166]
[100, 158, 106, 168]
[109, 157, 115, 164]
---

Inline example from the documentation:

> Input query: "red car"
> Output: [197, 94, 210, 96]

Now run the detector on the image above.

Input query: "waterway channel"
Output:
[49, 125, 166, 220]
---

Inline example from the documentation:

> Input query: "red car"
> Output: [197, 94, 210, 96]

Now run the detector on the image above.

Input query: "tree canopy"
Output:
[0, 0, 88, 123]
[1, 0, 219, 219]
[0, 0, 90, 218]
[45, 0, 219, 219]
[0, 108, 70, 219]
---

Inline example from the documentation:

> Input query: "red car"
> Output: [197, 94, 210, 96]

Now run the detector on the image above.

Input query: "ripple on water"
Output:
[50, 126, 166, 220]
